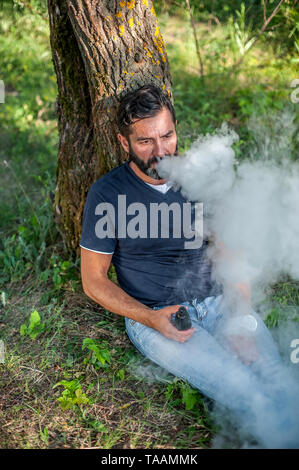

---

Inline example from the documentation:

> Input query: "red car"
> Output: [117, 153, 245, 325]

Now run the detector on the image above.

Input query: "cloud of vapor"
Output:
[154, 109, 299, 448]
[209, 305, 299, 449]
[128, 356, 174, 384]
[157, 115, 299, 308]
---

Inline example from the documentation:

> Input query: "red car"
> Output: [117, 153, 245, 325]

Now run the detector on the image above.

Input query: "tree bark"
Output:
[47, 0, 172, 256]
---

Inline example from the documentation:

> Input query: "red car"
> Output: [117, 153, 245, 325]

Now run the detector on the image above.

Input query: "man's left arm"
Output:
[213, 238, 259, 365]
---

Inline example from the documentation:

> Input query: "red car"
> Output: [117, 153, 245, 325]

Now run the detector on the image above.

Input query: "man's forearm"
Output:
[83, 276, 156, 328]
[229, 281, 251, 303]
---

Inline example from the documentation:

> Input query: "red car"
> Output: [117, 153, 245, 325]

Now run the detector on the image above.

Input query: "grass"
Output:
[1, 4, 299, 449]
[0, 6, 57, 236]
[1, 282, 214, 448]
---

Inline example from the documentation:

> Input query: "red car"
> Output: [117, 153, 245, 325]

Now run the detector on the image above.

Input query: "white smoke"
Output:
[128, 356, 174, 384]
[157, 116, 299, 309]
[154, 108, 299, 448]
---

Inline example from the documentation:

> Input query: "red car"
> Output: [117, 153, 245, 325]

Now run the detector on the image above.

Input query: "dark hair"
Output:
[117, 84, 176, 137]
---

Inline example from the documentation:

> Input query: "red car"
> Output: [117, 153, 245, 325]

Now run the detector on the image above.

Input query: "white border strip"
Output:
[79, 244, 114, 255]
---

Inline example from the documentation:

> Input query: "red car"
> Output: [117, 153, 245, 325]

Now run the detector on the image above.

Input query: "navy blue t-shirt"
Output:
[80, 162, 220, 307]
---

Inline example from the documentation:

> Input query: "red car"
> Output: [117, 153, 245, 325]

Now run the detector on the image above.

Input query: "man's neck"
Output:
[129, 161, 167, 185]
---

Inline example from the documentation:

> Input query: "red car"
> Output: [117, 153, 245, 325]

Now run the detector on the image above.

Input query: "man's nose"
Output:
[153, 140, 165, 158]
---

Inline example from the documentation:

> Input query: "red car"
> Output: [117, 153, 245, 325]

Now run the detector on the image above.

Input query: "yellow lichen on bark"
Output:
[153, 26, 167, 62]
[150, 5, 156, 16]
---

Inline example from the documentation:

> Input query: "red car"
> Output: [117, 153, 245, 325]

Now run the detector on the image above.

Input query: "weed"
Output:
[82, 417, 108, 434]
[82, 338, 111, 369]
[180, 382, 203, 411]
[265, 307, 280, 329]
[39, 426, 49, 446]
[40, 254, 80, 291]
[165, 379, 204, 412]
[229, 2, 255, 57]
[20, 309, 45, 340]
[53, 379, 91, 411]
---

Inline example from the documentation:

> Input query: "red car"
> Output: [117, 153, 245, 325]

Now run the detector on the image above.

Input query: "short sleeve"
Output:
[80, 184, 117, 254]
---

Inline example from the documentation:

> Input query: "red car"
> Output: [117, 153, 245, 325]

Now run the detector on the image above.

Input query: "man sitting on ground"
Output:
[80, 84, 299, 449]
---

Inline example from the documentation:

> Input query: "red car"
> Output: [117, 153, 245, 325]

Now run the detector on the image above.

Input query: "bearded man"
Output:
[80, 85, 299, 449]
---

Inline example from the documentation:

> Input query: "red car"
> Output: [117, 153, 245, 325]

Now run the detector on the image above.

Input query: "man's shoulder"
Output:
[89, 162, 129, 194]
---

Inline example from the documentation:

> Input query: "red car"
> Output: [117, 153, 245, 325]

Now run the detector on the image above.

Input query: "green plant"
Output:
[20, 309, 45, 339]
[53, 379, 90, 410]
[116, 368, 125, 381]
[82, 338, 111, 369]
[264, 307, 281, 328]
[164, 379, 213, 443]
[108, 264, 117, 283]
[0, 174, 58, 285]
[40, 254, 79, 291]
[83, 417, 109, 434]
[39, 426, 49, 445]
[229, 3, 255, 57]
[165, 379, 204, 411]
[180, 382, 203, 411]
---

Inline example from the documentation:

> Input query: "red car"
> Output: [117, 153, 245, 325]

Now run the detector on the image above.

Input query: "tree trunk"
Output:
[47, 0, 172, 256]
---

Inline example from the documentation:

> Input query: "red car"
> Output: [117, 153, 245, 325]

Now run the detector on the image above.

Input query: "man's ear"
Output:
[117, 133, 129, 153]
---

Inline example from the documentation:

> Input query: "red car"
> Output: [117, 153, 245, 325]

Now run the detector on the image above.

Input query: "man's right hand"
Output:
[80, 249, 195, 343]
[149, 305, 195, 343]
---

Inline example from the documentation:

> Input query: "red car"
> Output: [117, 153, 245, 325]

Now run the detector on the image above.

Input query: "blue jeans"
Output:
[125, 295, 299, 448]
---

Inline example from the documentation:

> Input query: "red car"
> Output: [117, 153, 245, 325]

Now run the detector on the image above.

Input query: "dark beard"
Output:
[128, 143, 178, 181]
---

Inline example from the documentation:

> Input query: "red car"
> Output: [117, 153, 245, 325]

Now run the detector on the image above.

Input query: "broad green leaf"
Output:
[29, 309, 41, 329]
[20, 324, 27, 336]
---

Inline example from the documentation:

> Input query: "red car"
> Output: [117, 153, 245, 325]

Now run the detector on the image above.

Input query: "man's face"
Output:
[118, 107, 178, 181]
